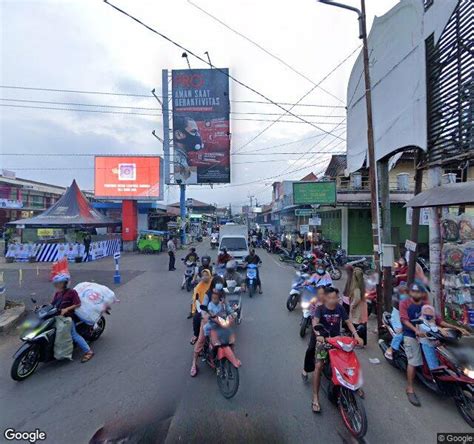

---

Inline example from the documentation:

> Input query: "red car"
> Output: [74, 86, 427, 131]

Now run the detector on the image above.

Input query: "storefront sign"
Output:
[300, 224, 310, 234]
[295, 209, 314, 216]
[308, 217, 321, 226]
[293, 181, 336, 205]
[405, 239, 417, 252]
[0, 198, 23, 209]
[406, 207, 430, 225]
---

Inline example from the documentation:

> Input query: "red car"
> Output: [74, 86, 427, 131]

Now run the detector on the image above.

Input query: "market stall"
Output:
[6, 180, 120, 263]
[406, 181, 474, 328]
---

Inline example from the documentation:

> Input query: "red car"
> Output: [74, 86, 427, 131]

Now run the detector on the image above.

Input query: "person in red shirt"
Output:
[51, 273, 94, 363]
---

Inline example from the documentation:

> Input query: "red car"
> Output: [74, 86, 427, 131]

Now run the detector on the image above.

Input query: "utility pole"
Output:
[319, 0, 383, 331]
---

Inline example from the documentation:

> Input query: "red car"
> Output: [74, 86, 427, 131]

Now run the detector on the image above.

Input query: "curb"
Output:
[0, 303, 26, 334]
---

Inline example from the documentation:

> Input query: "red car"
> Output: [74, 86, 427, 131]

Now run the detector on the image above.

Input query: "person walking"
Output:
[167, 236, 176, 271]
[83, 232, 92, 262]
[348, 267, 368, 346]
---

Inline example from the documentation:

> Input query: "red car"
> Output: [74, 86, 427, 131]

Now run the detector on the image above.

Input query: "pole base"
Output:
[114, 273, 121, 284]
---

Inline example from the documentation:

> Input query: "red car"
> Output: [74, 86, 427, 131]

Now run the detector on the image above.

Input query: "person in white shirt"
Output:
[167, 236, 176, 271]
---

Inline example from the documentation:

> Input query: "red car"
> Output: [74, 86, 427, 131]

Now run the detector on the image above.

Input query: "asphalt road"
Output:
[0, 244, 471, 444]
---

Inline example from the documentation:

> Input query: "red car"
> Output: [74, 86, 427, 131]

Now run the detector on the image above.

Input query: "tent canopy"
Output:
[405, 181, 474, 208]
[7, 180, 119, 228]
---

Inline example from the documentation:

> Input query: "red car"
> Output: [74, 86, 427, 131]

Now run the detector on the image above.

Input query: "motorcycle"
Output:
[378, 314, 474, 426]
[11, 301, 107, 381]
[314, 323, 368, 439]
[286, 271, 310, 311]
[299, 285, 318, 338]
[224, 280, 242, 324]
[183, 260, 197, 292]
[200, 306, 242, 399]
[333, 246, 348, 267]
[364, 272, 378, 316]
[210, 234, 219, 250]
[322, 253, 342, 281]
[246, 263, 258, 298]
[348, 257, 373, 275]
[279, 247, 305, 265]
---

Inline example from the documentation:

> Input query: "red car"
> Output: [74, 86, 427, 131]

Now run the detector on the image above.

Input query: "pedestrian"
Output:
[83, 232, 92, 262]
[348, 267, 368, 346]
[167, 236, 176, 271]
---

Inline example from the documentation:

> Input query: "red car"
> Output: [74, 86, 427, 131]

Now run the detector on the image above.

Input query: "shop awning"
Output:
[7, 180, 119, 228]
[405, 181, 474, 208]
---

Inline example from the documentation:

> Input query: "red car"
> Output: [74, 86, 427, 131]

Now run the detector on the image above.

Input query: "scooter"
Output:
[210, 234, 219, 250]
[314, 323, 368, 439]
[200, 306, 242, 399]
[246, 263, 258, 298]
[378, 314, 474, 426]
[11, 301, 107, 381]
[299, 285, 317, 338]
[224, 280, 242, 324]
[286, 270, 310, 311]
[183, 260, 196, 292]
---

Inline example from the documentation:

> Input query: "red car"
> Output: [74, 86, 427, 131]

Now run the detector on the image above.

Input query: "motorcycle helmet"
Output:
[201, 255, 211, 267]
[52, 273, 70, 284]
[190, 247, 196, 253]
[226, 260, 237, 271]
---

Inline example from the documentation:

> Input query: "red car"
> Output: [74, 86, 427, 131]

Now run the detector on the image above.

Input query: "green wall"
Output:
[319, 210, 342, 246]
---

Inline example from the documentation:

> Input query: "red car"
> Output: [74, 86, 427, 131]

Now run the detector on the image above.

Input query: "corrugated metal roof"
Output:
[405, 181, 474, 208]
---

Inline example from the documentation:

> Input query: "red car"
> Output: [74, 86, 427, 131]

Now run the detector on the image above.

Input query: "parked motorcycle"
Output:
[286, 271, 310, 311]
[333, 246, 348, 267]
[11, 302, 107, 381]
[279, 247, 305, 265]
[299, 285, 317, 338]
[246, 263, 258, 298]
[348, 257, 373, 275]
[224, 280, 242, 324]
[183, 260, 197, 292]
[322, 253, 342, 281]
[200, 306, 241, 399]
[378, 314, 474, 426]
[315, 324, 368, 439]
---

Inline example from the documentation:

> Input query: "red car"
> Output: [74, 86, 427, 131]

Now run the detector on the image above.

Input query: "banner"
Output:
[172, 68, 230, 184]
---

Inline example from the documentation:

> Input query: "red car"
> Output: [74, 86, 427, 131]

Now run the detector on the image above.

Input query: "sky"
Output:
[0, 0, 399, 209]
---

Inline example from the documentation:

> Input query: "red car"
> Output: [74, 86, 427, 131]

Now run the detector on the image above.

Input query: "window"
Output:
[220, 237, 248, 251]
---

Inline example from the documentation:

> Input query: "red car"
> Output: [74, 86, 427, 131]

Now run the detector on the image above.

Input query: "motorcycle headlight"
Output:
[463, 367, 474, 380]
[22, 330, 39, 341]
[301, 302, 310, 309]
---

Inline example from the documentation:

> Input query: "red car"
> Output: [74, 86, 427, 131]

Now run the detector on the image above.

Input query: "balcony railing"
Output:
[338, 177, 414, 193]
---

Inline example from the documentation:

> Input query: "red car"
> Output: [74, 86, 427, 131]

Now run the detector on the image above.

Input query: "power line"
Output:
[0, 85, 345, 108]
[102, 0, 345, 138]
[232, 45, 358, 153]
[187, 0, 345, 104]
[0, 103, 346, 125]
[0, 98, 346, 118]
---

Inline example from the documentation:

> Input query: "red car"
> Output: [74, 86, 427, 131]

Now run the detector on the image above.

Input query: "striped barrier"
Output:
[6, 238, 121, 262]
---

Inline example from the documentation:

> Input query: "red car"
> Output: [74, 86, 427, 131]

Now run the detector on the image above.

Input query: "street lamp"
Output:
[317, 0, 384, 331]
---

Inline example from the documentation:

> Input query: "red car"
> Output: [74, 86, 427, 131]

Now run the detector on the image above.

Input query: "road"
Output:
[0, 243, 470, 444]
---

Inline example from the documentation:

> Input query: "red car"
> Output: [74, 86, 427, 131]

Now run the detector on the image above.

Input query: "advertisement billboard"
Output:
[172, 68, 230, 184]
[94, 156, 162, 200]
[293, 181, 337, 205]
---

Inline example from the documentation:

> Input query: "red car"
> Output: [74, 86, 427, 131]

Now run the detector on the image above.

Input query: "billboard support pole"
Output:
[162, 69, 170, 185]
[180, 184, 186, 245]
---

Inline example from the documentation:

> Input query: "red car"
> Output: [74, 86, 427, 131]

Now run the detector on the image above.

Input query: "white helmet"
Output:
[226, 260, 237, 271]
[52, 273, 70, 284]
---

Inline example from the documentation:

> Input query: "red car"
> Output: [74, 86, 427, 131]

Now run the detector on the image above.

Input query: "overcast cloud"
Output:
[0, 0, 398, 208]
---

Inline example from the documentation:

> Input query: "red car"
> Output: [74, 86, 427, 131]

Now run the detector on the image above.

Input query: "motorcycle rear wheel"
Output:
[248, 284, 254, 298]
[217, 358, 240, 399]
[338, 387, 368, 439]
[286, 294, 298, 312]
[186, 279, 193, 292]
[11, 345, 40, 381]
[84, 316, 106, 342]
[455, 386, 474, 427]
[329, 267, 342, 281]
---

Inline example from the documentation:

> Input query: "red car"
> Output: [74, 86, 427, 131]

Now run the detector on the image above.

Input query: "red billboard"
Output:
[172, 68, 230, 184]
[94, 156, 162, 200]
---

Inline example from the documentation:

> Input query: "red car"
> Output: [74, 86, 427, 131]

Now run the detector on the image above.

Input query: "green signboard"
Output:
[295, 209, 314, 216]
[293, 181, 337, 205]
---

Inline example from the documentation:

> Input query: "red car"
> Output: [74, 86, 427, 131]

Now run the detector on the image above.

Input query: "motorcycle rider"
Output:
[223, 260, 245, 292]
[194, 255, 213, 283]
[51, 273, 94, 363]
[244, 248, 262, 294]
[400, 281, 469, 406]
[306, 261, 332, 288]
[217, 248, 232, 266]
[311, 287, 363, 413]
[181, 247, 199, 290]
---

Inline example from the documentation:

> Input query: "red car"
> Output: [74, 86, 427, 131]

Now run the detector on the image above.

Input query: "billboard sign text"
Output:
[293, 181, 336, 205]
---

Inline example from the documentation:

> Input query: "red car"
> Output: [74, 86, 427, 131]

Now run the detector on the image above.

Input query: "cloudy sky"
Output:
[0, 0, 398, 208]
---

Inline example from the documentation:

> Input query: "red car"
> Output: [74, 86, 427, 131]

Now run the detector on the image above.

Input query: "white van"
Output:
[219, 223, 249, 267]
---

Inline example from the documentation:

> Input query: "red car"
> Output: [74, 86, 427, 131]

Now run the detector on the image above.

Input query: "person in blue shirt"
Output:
[306, 260, 333, 288]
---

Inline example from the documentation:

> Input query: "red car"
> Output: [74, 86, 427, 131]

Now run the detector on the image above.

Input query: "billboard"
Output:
[172, 68, 230, 184]
[293, 181, 336, 205]
[94, 156, 162, 200]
